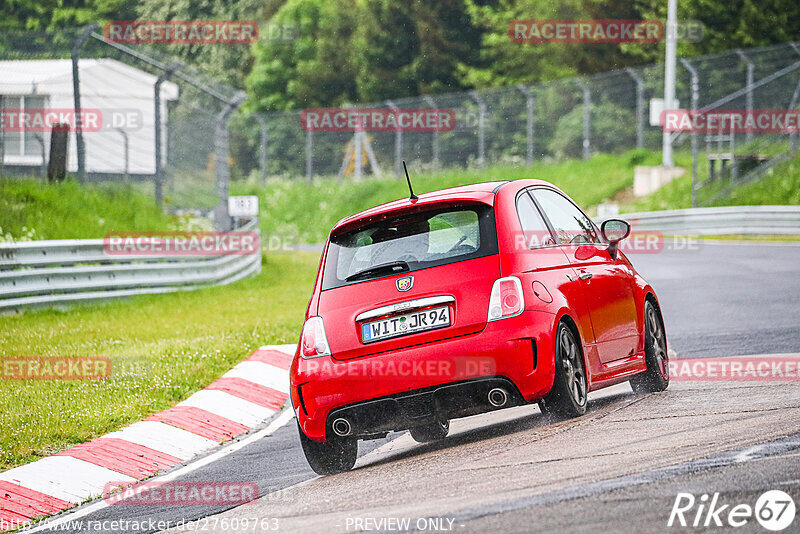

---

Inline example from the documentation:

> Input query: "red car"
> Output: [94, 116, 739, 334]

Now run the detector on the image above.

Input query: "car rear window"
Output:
[322, 204, 497, 290]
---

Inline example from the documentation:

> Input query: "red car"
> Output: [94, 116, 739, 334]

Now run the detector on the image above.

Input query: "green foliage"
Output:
[2, 0, 798, 102]
[132, 0, 266, 87]
[231, 149, 662, 244]
[547, 102, 636, 159]
[720, 157, 800, 206]
[627, 0, 800, 63]
[0, 177, 176, 240]
[0, 0, 136, 32]
[246, 0, 485, 111]
[630, 152, 800, 211]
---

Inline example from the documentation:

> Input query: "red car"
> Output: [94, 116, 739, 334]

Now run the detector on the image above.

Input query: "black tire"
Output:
[630, 300, 670, 393]
[409, 418, 449, 443]
[538, 322, 588, 419]
[297, 422, 357, 476]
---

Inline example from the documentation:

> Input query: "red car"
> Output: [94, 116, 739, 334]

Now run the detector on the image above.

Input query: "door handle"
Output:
[578, 272, 593, 281]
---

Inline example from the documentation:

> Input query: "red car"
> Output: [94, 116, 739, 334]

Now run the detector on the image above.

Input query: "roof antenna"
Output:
[402, 161, 418, 201]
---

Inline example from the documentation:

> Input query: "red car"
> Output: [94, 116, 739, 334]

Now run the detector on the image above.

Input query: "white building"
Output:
[0, 58, 179, 176]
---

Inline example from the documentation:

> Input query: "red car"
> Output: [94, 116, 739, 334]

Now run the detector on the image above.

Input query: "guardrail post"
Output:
[386, 100, 403, 177]
[736, 50, 755, 144]
[214, 92, 246, 231]
[115, 128, 130, 182]
[71, 24, 99, 182]
[33, 134, 46, 177]
[680, 58, 700, 207]
[470, 91, 487, 167]
[731, 50, 755, 143]
[625, 69, 645, 149]
[0, 95, 4, 175]
[354, 130, 362, 180]
[515, 85, 535, 166]
[155, 62, 181, 208]
[305, 129, 313, 181]
[575, 79, 591, 160]
[254, 113, 268, 186]
[423, 95, 440, 169]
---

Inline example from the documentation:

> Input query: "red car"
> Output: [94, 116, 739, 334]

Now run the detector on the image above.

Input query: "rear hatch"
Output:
[318, 202, 500, 361]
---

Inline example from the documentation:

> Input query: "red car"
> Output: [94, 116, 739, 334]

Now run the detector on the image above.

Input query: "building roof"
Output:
[0, 58, 179, 99]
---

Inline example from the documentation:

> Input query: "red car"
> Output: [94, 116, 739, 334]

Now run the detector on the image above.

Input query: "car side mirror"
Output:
[600, 219, 631, 259]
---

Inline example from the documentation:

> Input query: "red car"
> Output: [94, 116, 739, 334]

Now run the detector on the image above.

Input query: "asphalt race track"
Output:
[31, 242, 800, 534]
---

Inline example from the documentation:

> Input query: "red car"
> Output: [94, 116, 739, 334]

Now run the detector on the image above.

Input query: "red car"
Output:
[290, 179, 669, 474]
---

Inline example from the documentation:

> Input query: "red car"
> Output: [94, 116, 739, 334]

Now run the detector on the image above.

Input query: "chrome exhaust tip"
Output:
[488, 388, 508, 408]
[332, 418, 352, 437]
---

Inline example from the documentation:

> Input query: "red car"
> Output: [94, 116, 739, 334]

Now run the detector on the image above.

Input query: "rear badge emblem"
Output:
[396, 276, 414, 292]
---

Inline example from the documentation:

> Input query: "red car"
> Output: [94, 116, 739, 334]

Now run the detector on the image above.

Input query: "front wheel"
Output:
[630, 300, 669, 393]
[539, 322, 587, 419]
[297, 422, 357, 475]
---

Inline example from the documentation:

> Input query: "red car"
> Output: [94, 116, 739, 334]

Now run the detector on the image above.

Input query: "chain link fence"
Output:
[2, 28, 799, 223]
[249, 41, 800, 184]
[0, 26, 244, 227]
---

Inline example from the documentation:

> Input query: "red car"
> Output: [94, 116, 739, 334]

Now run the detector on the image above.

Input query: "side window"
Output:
[516, 192, 555, 248]
[533, 189, 599, 245]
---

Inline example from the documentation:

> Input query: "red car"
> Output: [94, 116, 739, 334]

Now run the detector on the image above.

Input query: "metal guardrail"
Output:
[614, 206, 800, 236]
[0, 219, 261, 312]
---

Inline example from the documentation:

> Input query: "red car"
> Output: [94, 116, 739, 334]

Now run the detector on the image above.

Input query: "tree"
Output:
[246, 0, 360, 111]
[134, 0, 266, 88]
[246, 0, 486, 111]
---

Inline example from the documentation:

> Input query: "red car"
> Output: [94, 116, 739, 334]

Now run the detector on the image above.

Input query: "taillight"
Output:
[300, 316, 331, 358]
[488, 276, 525, 321]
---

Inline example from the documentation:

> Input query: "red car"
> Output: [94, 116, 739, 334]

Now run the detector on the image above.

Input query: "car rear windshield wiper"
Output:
[345, 260, 410, 282]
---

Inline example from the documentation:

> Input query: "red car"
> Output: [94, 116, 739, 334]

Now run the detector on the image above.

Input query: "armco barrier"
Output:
[610, 206, 800, 236]
[0, 218, 261, 312]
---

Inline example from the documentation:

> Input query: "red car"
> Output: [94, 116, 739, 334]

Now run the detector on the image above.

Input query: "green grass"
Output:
[629, 151, 800, 212]
[232, 148, 664, 244]
[0, 177, 179, 241]
[0, 251, 318, 471]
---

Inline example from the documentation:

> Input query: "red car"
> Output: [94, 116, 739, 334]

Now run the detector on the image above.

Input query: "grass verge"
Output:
[0, 251, 318, 471]
[628, 152, 800, 211]
[0, 177, 181, 241]
[232, 149, 664, 244]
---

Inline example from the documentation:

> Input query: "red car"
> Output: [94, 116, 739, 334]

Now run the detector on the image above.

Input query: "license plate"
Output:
[361, 306, 451, 343]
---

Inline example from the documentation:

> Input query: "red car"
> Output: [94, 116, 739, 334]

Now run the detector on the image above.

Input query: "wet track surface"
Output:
[34, 242, 800, 533]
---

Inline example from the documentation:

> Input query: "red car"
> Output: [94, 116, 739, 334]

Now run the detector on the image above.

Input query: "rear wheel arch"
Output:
[558, 314, 581, 349]
[539, 315, 589, 418]
[630, 297, 670, 393]
[643, 291, 666, 340]
[553, 311, 589, 380]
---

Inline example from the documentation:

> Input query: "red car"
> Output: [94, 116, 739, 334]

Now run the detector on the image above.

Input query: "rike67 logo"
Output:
[669, 490, 796, 531]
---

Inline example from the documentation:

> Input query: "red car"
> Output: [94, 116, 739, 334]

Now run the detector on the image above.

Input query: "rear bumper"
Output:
[328, 377, 524, 438]
[291, 310, 557, 441]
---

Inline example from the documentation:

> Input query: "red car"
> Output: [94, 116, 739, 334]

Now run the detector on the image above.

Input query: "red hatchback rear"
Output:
[290, 180, 669, 475]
